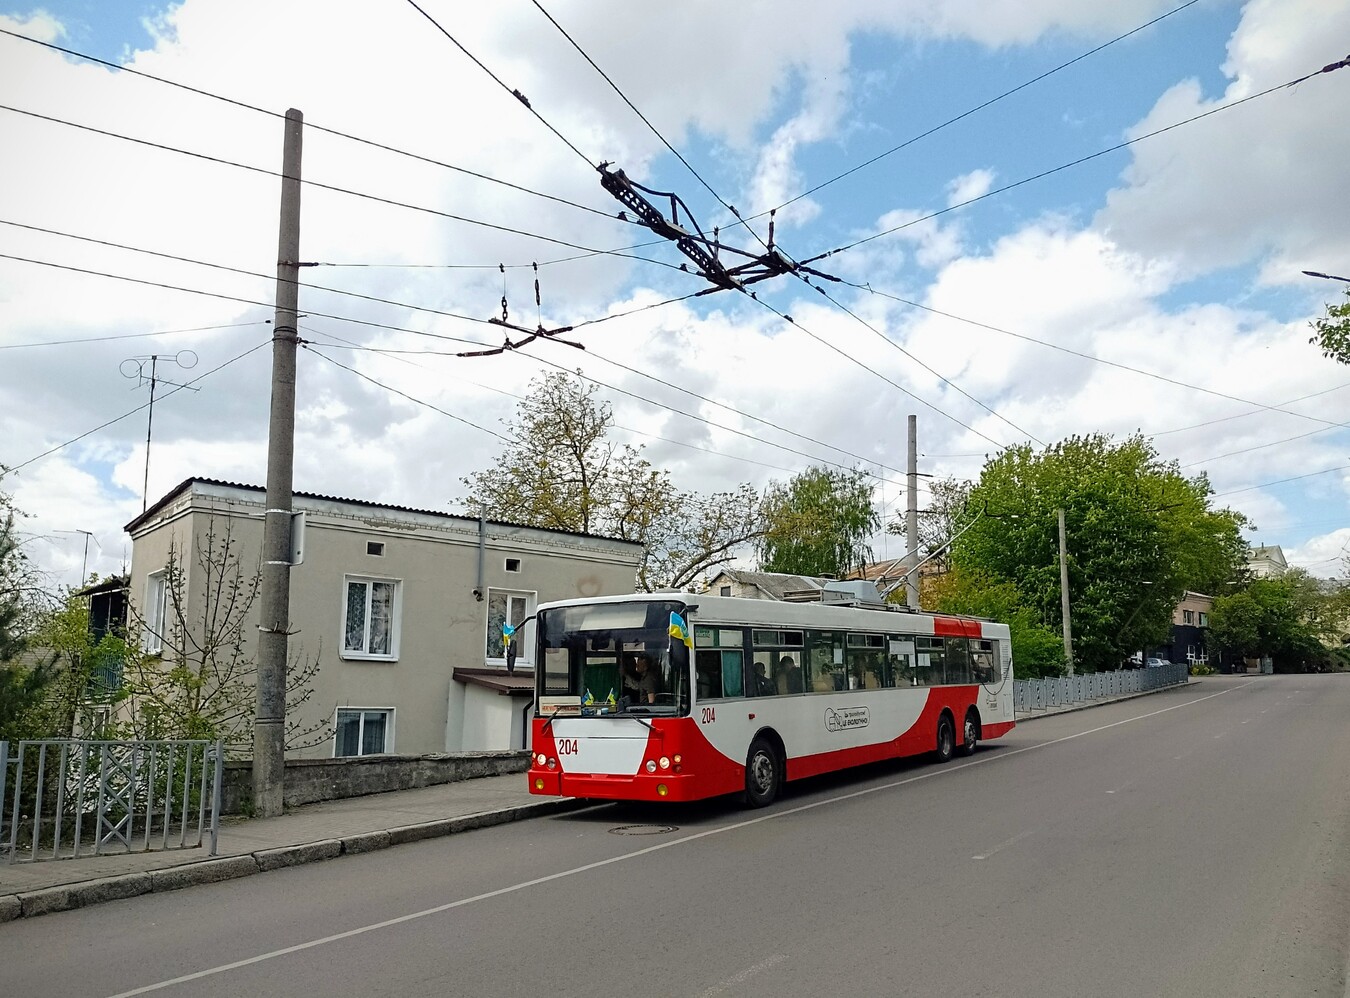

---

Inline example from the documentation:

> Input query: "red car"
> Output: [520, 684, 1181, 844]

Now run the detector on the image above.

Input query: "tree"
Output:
[1208, 573, 1335, 672]
[953, 434, 1248, 672]
[461, 371, 763, 591]
[923, 566, 1065, 678]
[1309, 287, 1350, 364]
[121, 518, 329, 755]
[886, 475, 973, 574]
[25, 588, 128, 737]
[0, 479, 60, 741]
[758, 466, 881, 579]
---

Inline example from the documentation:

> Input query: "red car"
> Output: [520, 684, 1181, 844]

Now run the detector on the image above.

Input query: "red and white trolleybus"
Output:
[522, 582, 1014, 807]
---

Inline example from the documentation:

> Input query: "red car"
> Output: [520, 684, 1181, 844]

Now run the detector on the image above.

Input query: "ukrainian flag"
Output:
[502, 621, 515, 648]
[583, 689, 595, 706]
[669, 611, 693, 649]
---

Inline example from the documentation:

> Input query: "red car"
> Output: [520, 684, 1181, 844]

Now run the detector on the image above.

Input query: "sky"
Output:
[2, 0, 1349, 592]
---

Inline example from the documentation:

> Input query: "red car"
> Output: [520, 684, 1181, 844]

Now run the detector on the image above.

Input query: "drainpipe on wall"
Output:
[521, 696, 533, 750]
[474, 503, 485, 602]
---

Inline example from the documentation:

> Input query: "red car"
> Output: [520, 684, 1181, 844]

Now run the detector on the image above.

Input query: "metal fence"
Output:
[0, 739, 223, 865]
[1014, 663, 1188, 714]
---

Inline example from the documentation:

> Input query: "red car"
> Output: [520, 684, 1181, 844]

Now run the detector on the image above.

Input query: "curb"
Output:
[0, 796, 593, 924]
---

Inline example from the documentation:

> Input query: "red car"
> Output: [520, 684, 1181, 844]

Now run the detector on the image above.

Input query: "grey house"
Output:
[125, 479, 642, 757]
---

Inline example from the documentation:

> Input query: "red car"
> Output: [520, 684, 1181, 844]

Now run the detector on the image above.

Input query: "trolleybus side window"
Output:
[889, 637, 917, 686]
[807, 629, 846, 692]
[751, 629, 804, 696]
[846, 632, 889, 689]
[915, 636, 945, 685]
[971, 639, 998, 684]
[945, 637, 972, 684]
[694, 627, 745, 700]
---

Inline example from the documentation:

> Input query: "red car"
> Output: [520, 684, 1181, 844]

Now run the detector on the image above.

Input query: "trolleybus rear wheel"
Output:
[744, 737, 780, 807]
[935, 715, 955, 764]
[960, 709, 980, 756]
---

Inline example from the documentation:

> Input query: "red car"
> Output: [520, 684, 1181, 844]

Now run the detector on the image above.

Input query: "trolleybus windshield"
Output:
[537, 600, 690, 717]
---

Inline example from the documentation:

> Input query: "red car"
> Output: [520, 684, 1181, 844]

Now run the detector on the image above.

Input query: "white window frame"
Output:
[341, 575, 402, 661]
[485, 587, 536, 667]
[142, 570, 168, 654]
[333, 706, 395, 757]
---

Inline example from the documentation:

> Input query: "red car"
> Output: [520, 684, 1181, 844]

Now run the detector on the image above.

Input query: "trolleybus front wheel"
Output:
[744, 737, 780, 807]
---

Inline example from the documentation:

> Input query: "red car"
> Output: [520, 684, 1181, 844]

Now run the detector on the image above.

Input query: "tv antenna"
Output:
[120, 351, 199, 511]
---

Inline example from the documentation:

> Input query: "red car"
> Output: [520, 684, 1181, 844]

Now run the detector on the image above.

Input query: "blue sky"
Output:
[2, 0, 1349, 589]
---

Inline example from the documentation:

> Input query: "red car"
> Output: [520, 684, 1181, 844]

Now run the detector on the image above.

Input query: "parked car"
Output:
[1146, 657, 1170, 668]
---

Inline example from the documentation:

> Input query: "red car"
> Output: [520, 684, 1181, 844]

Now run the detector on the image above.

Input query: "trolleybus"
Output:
[520, 582, 1014, 807]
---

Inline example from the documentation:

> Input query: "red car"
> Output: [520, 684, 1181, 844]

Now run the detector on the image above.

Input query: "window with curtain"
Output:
[335, 708, 392, 756]
[343, 577, 400, 659]
[485, 588, 535, 664]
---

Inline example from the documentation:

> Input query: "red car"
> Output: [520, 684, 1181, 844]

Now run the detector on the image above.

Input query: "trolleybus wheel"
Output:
[935, 714, 955, 764]
[744, 737, 780, 807]
[960, 709, 980, 756]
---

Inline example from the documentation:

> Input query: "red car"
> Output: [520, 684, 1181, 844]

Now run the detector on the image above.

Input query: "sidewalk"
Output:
[0, 770, 586, 923]
[0, 680, 1196, 923]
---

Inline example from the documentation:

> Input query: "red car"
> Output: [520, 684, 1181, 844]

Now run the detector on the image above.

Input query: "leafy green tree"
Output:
[953, 434, 1248, 672]
[758, 466, 880, 578]
[1208, 571, 1338, 672]
[25, 590, 128, 737]
[0, 480, 60, 740]
[461, 371, 763, 591]
[923, 566, 1065, 678]
[1309, 287, 1350, 364]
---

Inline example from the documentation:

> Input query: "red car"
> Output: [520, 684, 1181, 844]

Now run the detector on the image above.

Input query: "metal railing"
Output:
[1014, 662, 1188, 713]
[0, 739, 223, 864]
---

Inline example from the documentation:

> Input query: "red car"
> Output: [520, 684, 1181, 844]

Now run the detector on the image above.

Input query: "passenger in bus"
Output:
[623, 652, 659, 704]
[777, 655, 803, 694]
[751, 660, 777, 697]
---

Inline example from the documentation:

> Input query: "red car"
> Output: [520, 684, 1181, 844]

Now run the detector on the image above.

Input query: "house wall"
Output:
[127, 481, 641, 758]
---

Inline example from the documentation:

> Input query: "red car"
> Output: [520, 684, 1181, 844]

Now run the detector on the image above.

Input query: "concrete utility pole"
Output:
[905, 415, 919, 610]
[1058, 507, 1074, 676]
[255, 108, 303, 818]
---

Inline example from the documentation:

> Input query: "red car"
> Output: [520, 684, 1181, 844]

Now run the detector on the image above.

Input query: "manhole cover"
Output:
[609, 824, 679, 836]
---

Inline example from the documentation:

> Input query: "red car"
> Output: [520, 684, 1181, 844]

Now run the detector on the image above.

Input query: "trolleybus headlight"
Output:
[645, 760, 657, 773]
[658, 756, 671, 770]
[536, 753, 547, 766]
[547, 758, 557, 769]
[673, 754, 682, 765]
[656, 784, 669, 797]
[534, 778, 544, 790]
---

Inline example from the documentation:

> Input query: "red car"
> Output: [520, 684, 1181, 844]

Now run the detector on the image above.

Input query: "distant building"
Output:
[702, 569, 828, 601]
[125, 478, 642, 757]
[1248, 545, 1288, 578]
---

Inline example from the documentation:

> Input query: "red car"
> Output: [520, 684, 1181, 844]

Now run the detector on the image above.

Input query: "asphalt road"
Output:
[5, 674, 1350, 998]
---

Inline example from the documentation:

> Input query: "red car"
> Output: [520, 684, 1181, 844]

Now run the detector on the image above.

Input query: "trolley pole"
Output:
[255, 108, 303, 818]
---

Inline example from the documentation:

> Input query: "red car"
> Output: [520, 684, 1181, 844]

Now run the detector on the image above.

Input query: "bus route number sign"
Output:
[700, 707, 716, 724]
[556, 738, 579, 755]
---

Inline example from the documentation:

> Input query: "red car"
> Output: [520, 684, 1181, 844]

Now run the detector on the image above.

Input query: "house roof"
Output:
[73, 575, 129, 597]
[707, 569, 828, 600]
[452, 667, 536, 696]
[125, 477, 643, 549]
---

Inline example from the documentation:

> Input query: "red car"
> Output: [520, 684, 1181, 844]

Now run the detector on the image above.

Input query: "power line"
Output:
[0, 104, 679, 269]
[1212, 463, 1349, 499]
[402, 0, 597, 169]
[1150, 382, 1350, 438]
[309, 238, 668, 271]
[801, 56, 1350, 267]
[761, 0, 1202, 219]
[837, 280, 1350, 433]
[528, 0, 768, 251]
[7, 339, 269, 474]
[742, 289, 1010, 450]
[798, 275, 1043, 445]
[0, 26, 633, 228]
[0, 320, 267, 350]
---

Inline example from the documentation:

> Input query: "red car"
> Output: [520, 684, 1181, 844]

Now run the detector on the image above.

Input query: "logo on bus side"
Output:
[825, 706, 870, 732]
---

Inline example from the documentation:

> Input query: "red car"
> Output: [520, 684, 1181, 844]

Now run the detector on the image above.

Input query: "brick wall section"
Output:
[220, 751, 530, 814]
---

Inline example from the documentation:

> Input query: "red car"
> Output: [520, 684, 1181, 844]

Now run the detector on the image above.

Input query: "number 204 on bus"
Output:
[516, 583, 1014, 807]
